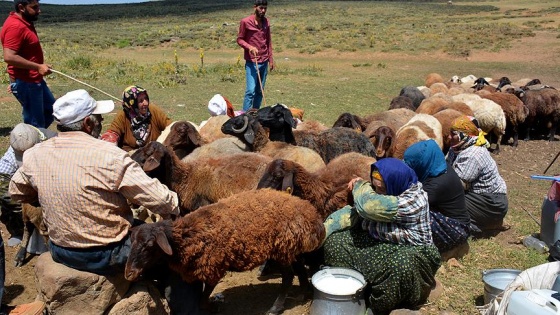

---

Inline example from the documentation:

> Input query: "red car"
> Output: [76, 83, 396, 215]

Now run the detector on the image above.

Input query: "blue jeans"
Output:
[243, 60, 268, 111]
[10, 79, 55, 128]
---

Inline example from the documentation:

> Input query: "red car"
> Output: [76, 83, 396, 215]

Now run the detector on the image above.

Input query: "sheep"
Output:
[362, 109, 416, 149]
[480, 92, 528, 147]
[416, 97, 474, 116]
[332, 112, 367, 131]
[392, 113, 443, 159]
[369, 126, 396, 159]
[507, 86, 560, 141]
[253, 105, 376, 163]
[130, 141, 272, 214]
[363, 108, 417, 132]
[399, 86, 425, 109]
[425, 73, 445, 88]
[182, 137, 249, 162]
[124, 189, 325, 315]
[388, 95, 415, 111]
[14, 203, 47, 267]
[433, 108, 465, 154]
[429, 82, 449, 96]
[221, 114, 326, 172]
[314, 152, 377, 188]
[295, 119, 329, 133]
[198, 115, 233, 143]
[161, 121, 207, 159]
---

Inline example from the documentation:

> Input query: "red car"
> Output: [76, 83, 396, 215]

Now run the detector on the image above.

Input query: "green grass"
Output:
[0, 1, 559, 314]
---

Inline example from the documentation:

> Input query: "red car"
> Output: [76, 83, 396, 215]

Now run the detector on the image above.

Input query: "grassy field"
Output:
[0, 0, 559, 314]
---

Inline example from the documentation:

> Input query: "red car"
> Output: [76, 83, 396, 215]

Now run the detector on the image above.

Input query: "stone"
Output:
[34, 252, 131, 315]
[107, 281, 170, 315]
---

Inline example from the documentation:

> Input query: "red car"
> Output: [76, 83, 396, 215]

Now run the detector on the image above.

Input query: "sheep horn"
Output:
[231, 116, 249, 133]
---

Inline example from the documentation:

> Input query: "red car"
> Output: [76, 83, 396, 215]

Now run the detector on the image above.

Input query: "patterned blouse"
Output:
[352, 179, 433, 246]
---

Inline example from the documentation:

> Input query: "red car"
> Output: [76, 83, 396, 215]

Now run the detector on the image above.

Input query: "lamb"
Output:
[161, 121, 207, 159]
[14, 203, 47, 267]
[479, 92, 528, 147]
[392, 113, 443, 159]
[124, 189, 325, 315]
[507, 86, 560, 141]
[221, 114, 326, 172]
[130, 141, 272, 214]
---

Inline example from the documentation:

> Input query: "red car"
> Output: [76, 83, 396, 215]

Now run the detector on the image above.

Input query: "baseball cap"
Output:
[10, 123, 58, 167]
[53, 89, 115, 126]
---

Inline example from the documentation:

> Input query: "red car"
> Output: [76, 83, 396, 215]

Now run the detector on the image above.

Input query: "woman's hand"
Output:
[347, 177, 363, 191]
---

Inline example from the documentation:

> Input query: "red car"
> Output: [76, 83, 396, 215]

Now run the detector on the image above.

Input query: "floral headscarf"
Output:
[122, 85, 152, 147]
[450, 115, 488, 152]
[370, 158, 418, 196]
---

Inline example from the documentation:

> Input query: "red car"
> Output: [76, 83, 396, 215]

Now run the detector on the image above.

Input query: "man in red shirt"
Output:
[237, 0, 274, 112]
[1, 0, 55, 128]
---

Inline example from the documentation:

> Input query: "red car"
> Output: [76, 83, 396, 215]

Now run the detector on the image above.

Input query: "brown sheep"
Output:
[363, 108, 417, 131]
[124, 189, 325, 315]
[198, 115, 233, 143]
[389, 96, 415, 111]
[332, 112, 367, 131]
[161, 121, 207, 159]
[314, 152, 376, 188]
[416, 97, 450, 115]
[480, 92, 529, 147]
[425, 73, 445, 88]
[370, 126, 396, 159]
[507, 87, 560, 141]
[130, 141, 272, 214]
[433, 108, 465, 154]
[393, 114, 443, 159]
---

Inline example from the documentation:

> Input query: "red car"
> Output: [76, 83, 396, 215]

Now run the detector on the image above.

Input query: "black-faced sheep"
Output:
[507, 86, 560, 141]
[124, 189, 325, 315]
[130, 141, 272, 214]
[252, 106, 376, 163]
[221, 114, 326, 172]
[479, 92, 529, 147]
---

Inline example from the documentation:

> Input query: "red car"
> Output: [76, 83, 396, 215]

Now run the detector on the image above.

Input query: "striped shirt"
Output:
[447, 146, 507, 194]
[9, 131, 179, 248]
[353, 180, 433, 246]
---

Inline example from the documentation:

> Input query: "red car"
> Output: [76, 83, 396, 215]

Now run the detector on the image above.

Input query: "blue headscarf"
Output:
[403, 139, 447, 182]
[370, 157, 418, 196]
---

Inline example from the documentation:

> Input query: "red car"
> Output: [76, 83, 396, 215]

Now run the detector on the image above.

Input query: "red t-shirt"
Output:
[0, 12, 44, 83]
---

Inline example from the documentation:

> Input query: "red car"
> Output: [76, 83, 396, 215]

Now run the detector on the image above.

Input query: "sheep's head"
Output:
[221, 114, 256, 144]
[162, 121, 204, 156]
[125, 221, 173, 282]
[332, 113, 362, 132]
[130, 142, 170, 183]
[257, 159, 297, 195]
[256, 104, 297, 144]
[371, 126, 395, 159]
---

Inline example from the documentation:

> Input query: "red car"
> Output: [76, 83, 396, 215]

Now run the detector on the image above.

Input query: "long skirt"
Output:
[323, 228, 441, 315]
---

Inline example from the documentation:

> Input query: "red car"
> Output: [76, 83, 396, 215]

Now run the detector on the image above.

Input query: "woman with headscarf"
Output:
[446, 115, 508, 233]
[322, 158, 441, 315]
[101, 85, 171, 152]
[404, 139, 470, 255]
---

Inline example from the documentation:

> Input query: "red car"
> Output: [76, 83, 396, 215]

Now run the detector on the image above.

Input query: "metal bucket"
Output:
[309, 267, 367, 315]
[482, 269, 521, 304]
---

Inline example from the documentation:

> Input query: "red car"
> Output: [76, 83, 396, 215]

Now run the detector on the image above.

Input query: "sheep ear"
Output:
[244, 123, 255, 144]
[281, 171, 294, 194]
[143, 156, 161, 172]
[187, 128, 203, 147]
[155, 230, 173, 256]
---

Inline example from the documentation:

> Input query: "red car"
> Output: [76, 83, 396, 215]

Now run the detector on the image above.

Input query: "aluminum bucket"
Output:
[482, 268, 521, 304]
[309, 267, 367, 315]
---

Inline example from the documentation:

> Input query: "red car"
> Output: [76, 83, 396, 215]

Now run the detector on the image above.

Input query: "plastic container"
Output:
[309, 267, 367, 315]
[541, 196, 560, 247]
[507, 289, 560, 315]
[523, 235, 549, 254]
[482, 269, 521, 304]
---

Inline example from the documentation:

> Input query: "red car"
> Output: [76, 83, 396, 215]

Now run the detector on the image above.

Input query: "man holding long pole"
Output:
[237, 0, 274, 112]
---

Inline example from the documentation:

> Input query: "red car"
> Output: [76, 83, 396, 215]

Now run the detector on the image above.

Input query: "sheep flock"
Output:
[120, 72, 559, 314]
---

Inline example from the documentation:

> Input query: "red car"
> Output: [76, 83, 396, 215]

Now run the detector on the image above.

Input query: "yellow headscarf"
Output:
[451, 116, 488, 148]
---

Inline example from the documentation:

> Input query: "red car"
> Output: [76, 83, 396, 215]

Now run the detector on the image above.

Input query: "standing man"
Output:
[237, 0, 274, 112]
[1, 0, 55, 128]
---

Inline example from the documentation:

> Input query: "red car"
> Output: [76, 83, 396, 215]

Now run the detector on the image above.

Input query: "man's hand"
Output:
[269, 61, 274, 71]
[37, 64, 51, 76]
[249, 46, 258, 57]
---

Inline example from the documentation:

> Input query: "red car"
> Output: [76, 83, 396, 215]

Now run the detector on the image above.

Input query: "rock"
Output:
[428, 278, 444, 302]
[34, 252, 131, 315]
[107, 281, 170, 315]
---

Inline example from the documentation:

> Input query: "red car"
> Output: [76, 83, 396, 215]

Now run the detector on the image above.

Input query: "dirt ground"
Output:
[2, 32, 560, 314]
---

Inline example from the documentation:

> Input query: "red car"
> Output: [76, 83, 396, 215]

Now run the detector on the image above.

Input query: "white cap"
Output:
[53, 89, 115, 125]
[208, 94, 227, 116]
[10, 123, 57, 167]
